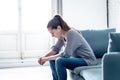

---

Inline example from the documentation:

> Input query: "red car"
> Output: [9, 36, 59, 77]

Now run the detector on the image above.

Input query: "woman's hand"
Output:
[38, 50, 56, 65]
[38, 57, 49, 65]
[38, 53, 62, 65]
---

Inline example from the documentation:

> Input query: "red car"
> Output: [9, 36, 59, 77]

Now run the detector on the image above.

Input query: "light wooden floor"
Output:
[0, 66, 72, 80]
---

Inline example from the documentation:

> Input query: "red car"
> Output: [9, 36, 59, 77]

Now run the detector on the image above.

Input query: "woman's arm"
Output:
[41, 53, 62, 61]
[38, 37, 64, 65]
[44, 50, 56, 57]
[38, 51, 62, 65]
[38, 50, 56, 65]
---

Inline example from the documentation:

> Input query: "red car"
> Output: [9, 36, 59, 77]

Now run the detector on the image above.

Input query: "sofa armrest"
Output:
[103, 52, 120, 80]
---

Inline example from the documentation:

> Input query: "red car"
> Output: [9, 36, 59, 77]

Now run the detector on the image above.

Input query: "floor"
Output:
[0, 66, 72, 80]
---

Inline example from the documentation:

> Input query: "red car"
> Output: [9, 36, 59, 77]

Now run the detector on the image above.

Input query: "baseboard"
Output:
[0, 58, 49, 68]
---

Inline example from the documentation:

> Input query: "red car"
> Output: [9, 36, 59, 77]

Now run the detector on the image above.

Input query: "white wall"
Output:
[109, 0, 120, 32]
[62, 0, 107, 30]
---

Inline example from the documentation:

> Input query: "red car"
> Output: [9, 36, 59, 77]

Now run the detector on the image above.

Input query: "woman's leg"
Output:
[55, 57, 87, 80]
[49, 60, 58, 80]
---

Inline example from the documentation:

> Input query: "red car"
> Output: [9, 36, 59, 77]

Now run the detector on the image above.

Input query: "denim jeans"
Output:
[49, 57, 87, 80]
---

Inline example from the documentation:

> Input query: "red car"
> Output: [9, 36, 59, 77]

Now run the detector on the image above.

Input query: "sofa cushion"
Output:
[81, 67, 102, 80]
[108, 32, 120, 52]
[73, 58, 102, 74]
[81, 28, 116, 58]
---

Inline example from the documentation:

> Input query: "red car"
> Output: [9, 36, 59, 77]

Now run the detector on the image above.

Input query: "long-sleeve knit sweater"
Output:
[52, 29, 96, 66]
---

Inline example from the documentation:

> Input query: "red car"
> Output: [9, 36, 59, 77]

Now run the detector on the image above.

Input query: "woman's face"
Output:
[48, 26, 62, 38]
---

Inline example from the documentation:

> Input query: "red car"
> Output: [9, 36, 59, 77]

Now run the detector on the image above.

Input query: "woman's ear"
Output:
[57, 26, 62, 31]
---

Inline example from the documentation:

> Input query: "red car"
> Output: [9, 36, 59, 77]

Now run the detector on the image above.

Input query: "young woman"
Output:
[38, 15, 96, 80]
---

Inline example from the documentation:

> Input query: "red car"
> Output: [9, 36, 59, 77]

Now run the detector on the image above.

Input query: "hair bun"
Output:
[54, 15, 61, 19]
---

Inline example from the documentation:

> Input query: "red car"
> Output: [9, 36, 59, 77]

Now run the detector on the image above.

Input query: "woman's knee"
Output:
[55, 57, 64, 65]
[49, 60, 56, 68]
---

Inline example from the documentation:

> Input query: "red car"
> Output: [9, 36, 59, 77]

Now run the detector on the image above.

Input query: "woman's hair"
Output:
[47, 15, 70, 31]
[47, 15, 82, 34]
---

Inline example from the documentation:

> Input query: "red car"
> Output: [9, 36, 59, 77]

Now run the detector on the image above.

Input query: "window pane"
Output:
[0, 0, 18, 31]
[21, 0, 51, 32]
[63, 0, 107, 30]
[21, 0, 52, 58]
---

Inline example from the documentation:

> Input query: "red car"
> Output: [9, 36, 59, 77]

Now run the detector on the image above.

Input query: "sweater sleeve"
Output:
[52, 37, 64, 53]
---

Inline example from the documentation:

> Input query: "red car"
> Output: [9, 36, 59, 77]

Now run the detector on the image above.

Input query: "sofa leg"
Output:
[69, 71, 85, 80]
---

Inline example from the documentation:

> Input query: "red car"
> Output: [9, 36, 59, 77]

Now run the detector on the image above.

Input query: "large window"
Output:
[0, 0, 52, 59]
[21, 0, 52, 58]
[0, 0, 18, 31]
[21, 0, 51, 32]
[0, 0, 19, 59]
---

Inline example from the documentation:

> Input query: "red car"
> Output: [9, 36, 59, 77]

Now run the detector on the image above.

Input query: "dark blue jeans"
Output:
[49, 57, 87, 80]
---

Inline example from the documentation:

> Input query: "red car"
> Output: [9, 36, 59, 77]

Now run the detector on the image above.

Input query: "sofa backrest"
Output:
[81, 28, 116, 58]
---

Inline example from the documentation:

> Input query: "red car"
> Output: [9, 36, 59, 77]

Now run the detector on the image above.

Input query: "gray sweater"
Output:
[52, 29, 96, 66]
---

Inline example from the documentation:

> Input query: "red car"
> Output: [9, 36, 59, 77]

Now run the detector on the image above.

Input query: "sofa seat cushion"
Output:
[73, 64, 101, 75]
[81, 67, 102, 80]
[73, 58, 102, 75]
[69, 64, 102, 80]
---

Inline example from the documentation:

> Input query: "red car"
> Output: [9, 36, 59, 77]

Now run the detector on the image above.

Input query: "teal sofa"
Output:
[70, 28, 116, 80]
[103, 32, 120, 80]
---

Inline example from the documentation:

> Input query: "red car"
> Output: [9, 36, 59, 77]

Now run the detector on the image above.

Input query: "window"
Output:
[0, 0, 18, 31]
[0, 0, 19, 59]
[0, 0, 52, 59]
[21, 0, 52, 58]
